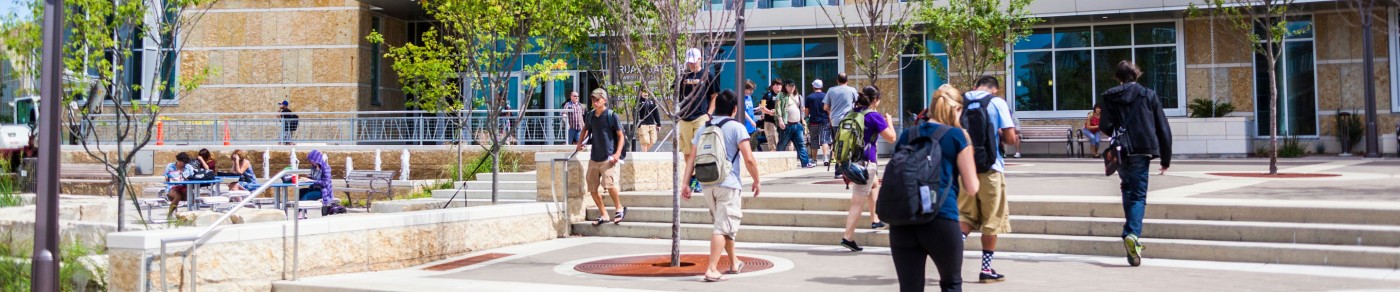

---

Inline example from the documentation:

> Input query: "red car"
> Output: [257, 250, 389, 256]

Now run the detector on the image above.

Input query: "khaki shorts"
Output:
[638, 124, 658, 146]
[958, 171, 1012, 235]
[586, 160, 619, 191]
[762, 123, 779, 151]
[852, 161, 881, 197]
[704, 186, 744, 238]
[678, 116, 710, 154]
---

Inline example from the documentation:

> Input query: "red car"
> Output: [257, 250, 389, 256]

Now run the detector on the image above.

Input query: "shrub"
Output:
[0, 241, 107, 291]
[1278, 136, 1307, 158]
[1188, 99, 1235, 118]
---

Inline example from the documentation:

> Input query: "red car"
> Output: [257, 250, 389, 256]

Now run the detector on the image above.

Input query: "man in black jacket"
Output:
[636, 90, 661, 151]
[1099, 60, 1173, 267]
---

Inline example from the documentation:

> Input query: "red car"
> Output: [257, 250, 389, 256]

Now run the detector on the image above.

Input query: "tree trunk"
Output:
[491, 144, 500, 205]
[116, 169, 127, 231]
[671, 129, 681, 267]
[1267, 59, 1279, 175]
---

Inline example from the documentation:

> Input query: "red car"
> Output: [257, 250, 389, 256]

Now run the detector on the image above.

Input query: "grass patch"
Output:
[0, 158, 19, 208]
[0, 241, 107, 291]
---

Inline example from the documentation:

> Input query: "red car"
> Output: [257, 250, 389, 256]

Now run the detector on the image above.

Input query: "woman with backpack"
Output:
[837, 86, 898, 252]
[882, 84, 980, 292]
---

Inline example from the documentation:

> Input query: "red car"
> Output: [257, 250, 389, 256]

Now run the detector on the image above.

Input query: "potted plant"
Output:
[1335, 111, 1362, 156]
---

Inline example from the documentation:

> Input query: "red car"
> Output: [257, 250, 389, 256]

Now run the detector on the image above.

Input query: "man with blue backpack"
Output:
[683, 89, 762, 282]
[959, 76, 1020, 283]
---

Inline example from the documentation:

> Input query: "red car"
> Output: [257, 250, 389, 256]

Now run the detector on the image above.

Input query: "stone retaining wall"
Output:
[61, 145, 570, 180]
[106, 203, 564, 291]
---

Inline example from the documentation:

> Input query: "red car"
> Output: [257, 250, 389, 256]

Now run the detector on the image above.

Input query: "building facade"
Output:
[159, 0, 1398, 153]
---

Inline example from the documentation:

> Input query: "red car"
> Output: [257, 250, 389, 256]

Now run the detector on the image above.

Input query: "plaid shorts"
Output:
[808, 123, 833, 145]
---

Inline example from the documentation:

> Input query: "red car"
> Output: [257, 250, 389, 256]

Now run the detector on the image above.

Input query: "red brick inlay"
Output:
[573, 254, 773, 277]
[1206, 172, 1340, 178]
[423, 253, 512, 271]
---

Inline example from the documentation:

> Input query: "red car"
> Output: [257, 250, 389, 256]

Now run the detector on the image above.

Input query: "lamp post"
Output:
[33, 0, 65, 291]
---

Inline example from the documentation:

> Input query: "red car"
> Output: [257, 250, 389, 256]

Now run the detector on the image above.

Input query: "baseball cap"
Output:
[279, 100, 289, 106]
[811, 79, 823, 88]
[685, 48, 702, 64]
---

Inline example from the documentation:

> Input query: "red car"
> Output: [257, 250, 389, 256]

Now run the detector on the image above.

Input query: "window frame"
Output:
[1008, 20, 1187, 119]
[713, 35, 845, 96]
[1250, 14, 1320, 138]
[1390, 6, 1400, 113]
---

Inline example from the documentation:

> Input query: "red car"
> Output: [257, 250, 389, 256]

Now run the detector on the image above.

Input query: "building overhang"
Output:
[359, 0, 429, 21]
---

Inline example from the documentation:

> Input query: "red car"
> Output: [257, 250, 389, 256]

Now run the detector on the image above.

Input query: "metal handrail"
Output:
[157, 168, 310, 292]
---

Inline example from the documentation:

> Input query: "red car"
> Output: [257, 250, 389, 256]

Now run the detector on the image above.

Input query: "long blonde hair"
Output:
[928, 84, 972, 142]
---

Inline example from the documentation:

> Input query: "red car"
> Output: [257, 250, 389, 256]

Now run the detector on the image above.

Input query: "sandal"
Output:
[591, 217, 609, 226]
[724, 260, 745, 275]
[611, 207, 628, 224]
[702, 273, 726, 282]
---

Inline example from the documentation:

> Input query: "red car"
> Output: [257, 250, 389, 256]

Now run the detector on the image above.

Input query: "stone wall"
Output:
[106, 203, 565, 291]
[60, 145, 568, 180]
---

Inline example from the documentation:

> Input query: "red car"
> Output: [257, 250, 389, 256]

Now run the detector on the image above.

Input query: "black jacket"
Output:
[1100, 82, 1173, 168]
[637, 97, 661, 125]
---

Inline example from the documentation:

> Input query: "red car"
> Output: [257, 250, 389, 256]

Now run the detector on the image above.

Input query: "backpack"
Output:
[185, 160, 215, 181]
[693, 118, 738, 185]
[961, 97, 999, 173]
[876, 124, 953, 226]
[832, 109, 874, 185]
[286, 113, 300, 132]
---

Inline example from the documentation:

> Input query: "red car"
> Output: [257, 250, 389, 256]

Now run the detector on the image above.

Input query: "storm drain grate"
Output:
[573, 254, 773, 277]
[423, 253, 512, 271]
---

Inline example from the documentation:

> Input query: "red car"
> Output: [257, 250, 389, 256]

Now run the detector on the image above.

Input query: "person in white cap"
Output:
[677, 48, 719, 188]
[805, 79, 832, 165]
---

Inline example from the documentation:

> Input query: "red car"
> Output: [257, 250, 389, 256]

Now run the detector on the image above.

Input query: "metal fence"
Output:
[76, 110, 575, 145]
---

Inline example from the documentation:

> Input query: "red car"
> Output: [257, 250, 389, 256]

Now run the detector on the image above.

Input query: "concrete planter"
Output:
[1168, 117, 1251, 157]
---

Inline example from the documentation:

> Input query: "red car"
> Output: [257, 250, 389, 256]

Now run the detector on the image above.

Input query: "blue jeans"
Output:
[568, 129, 581, 144]
[1118, 155, 1150, 237]
[299, 189, 323, 201]
[1081, 129, 1100, 148]
[776, 123, 811, 165]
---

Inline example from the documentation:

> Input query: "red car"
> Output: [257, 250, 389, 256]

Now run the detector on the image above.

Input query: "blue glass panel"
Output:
[1134, 22, 1176, 45]
[804, 37, 838, 57]
[1135, 47, 1179, 109]
[1055, 50, 1093, 110]
[1094, 25, 1131, 47]
[900, 57, 924, 125]
[745, 40, 769, 60]
[771, 38, 803, 59]
[1055, 26, 1092, 48]
[1013, 51, 1053, 111]
[925, 39, 946, 55]
[1015, 28, 1053, 50]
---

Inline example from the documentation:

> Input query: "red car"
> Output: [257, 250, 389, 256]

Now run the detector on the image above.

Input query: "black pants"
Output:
[890, 218, 963, 292]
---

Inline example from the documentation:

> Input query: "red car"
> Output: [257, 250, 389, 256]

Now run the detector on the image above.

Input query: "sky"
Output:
[1, 0, 30, 21]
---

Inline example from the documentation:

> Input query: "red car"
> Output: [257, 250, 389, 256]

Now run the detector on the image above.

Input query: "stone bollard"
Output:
[400, 149, 411, 181]
[374, 149, 382, 171]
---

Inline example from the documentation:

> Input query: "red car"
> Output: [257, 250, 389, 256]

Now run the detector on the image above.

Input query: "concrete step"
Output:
[613, 192, 1400, 225]
[571, 221, 1400, 269]
[454, 180, 537, 191]
[473, 172, 538, 182]
[431, 189, 538, 201]
[586, 207, 1400, 247]
[370, 198, 537, 213]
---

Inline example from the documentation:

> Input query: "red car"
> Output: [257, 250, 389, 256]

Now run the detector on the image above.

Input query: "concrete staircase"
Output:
[431, 171, 539, 201]
[573, 192, 1400, 269]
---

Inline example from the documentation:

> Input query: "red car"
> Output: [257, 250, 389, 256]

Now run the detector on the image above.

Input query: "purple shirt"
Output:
[859, 108, 889, 161]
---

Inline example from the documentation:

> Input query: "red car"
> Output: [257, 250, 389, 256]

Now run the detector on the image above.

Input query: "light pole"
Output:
[33, 0, 65, 291]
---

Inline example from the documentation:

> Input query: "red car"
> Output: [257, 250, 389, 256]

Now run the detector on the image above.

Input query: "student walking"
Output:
[959, 76, 1019, 283]
[636, 90, 662, 151]
[563, 91, 587, 144]
[884, 84, 979, 292]
[824, 73, 856, 177]
[677, 48, 720, 155]
[758, 80, 783, 151]
[742, 80, 761, 150]
[836, 86, 898, 251]
[806, 79, 832, 166]
[775, 80, 814, 168]
[1099, 61, 1173, 267]
[682, 89, 763, 282]
[278, 101, 298, 145]
[576, 89, 629, 225]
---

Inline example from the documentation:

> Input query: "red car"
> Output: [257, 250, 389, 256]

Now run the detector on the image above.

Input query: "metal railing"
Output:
[156, 168, 309, 292]
[76, 110, 576, 145]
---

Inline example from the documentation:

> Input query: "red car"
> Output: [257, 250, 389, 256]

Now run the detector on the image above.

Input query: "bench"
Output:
[1016, 126, 1074, 157]
[340, 170, 396, 208]
[59, 164, 115, 196]
[1074, 128, 1112, 158]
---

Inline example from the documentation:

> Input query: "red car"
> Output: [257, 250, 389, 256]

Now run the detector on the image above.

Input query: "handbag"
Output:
[1103, 107, 1132, 176]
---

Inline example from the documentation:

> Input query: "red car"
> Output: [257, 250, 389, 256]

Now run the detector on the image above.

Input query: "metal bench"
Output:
[1017, 126, 1074, 157]
[59, 164, 115, 196]
[1074, 128, 1112, 157]
[340, 170, 396, 208]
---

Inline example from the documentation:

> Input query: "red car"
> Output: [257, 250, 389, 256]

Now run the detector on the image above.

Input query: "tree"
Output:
[916, 0, 1040, 89]
[1190, 0, 1307, 174]
[368, 0, 593, 204]
[1334, 0, 1383, 158]
[818, 0, 917, 87]
[3, 0, 217, 231]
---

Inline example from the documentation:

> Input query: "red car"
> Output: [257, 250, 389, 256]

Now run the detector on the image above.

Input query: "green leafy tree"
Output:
[368, 0, 593, 203]
[2, 0, 218, 230]
[819, 0, 918, 86]
[916, 0, 1040, 89]
[1190, 0, 1306, 174]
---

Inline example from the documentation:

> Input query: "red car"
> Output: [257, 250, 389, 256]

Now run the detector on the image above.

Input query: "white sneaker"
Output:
[1013, 153, 1022, 158]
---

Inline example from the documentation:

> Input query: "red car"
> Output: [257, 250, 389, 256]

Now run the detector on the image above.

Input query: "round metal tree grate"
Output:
[573, 254, 774, 277]
[1207, 172, 1341, 178]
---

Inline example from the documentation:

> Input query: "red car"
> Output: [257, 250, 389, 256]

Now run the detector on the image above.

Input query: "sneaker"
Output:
[802, 163, 816, 168]
[1013, 152, 1022, 158]
[824, 161, 831, 167]
[1124, 235, 1144, 267]
[870, 222, 887, 230]
[979, 269, 1005, 283]
[839, 238, 863, 252]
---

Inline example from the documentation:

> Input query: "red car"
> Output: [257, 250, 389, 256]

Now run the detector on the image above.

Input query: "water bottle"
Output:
[690, 177, 702, 192]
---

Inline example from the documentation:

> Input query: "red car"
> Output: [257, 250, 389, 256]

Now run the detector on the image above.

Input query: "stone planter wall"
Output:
[61, 145, 572, 180]
[106, 203, 564, 291]
[1168, 117, 1252, 157]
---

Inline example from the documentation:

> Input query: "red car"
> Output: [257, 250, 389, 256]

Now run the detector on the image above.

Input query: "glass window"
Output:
[1055, 26, 1092, 48]
[804, 38, 839, 58]
[1016, 28, 1054, 50]
[1054, 50, 1093, 110]
[900, 57, 925, 126]
[1094, 48, 1132, 101]
[1095, 25, 1131, 47]
[1013, 51, 1054, 111]
[772, 60, 803, 86]
[770, 39, 803, 59]
[1135, 47, 1179, 109]
[1134, 22, 1176, 45]
[746, 40, 770, 59]
[1254, 36, 1317, 136]
[803, 59, 838, 91]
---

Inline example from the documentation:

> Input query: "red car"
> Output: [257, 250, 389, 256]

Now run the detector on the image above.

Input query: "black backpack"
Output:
[961, 97, 999, 173]
[876, 124, 953, 226]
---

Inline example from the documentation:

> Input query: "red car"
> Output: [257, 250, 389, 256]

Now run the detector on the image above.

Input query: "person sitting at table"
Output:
[198, 148, 218, 171]
[163, 152, 196, 218]
[297, 150, 334, 217]
[228, 150, 256, 191]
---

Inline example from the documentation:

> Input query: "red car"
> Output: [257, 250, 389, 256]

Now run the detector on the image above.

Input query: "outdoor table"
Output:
[165, 179, 223, 211]
[248, 181, 312, 219]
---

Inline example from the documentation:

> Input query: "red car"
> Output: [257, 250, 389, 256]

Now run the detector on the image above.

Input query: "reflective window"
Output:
[770, 39, 804, 59]
[898, 35, 950, 126]
[712, 37, 839, 98]
[1012, 22, 1182, 113]
[1254, 16, 1317, 136]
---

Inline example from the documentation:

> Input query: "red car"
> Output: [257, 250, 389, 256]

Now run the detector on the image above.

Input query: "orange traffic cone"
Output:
[155, 121, 165, 146]
[222, 121, 231, 146]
